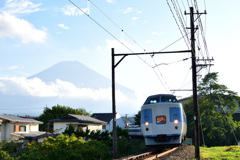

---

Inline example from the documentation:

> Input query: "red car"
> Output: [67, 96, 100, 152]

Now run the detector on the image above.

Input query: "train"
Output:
[140, 94, 187, 146]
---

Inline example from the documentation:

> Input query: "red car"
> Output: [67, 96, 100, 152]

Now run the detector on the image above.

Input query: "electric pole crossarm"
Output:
[114, 55, 127, 68]
[170, 89, 193, 91]
[114, 50, 191, 57]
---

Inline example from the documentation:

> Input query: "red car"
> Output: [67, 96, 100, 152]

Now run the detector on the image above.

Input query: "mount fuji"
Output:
[0, 61, 139, 116]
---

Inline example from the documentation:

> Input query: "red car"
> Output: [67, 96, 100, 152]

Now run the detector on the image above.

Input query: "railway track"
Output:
[117, 146, 179, 160]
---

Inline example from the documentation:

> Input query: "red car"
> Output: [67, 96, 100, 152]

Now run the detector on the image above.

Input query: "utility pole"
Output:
[185, 7, 207, 159]
[111, 48, 117, 159]
[190, 7, 200, 159]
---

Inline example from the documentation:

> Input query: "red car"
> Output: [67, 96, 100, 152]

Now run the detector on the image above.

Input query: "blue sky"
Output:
[0, 0, 240, 116]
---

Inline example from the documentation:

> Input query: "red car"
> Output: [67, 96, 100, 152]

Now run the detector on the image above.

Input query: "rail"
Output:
[117, 146, 179, 160]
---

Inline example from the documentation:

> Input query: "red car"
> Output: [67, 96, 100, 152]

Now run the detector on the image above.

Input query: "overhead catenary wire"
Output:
[68, 0, 176, 93]
[68, 1, 156, 70]
[88, 0, 146, 52]
[171, 0, 191, 46]
[159, 32, 190, 52]
[68, 0, 134, 54]
[153, 57, 190, 68]
[193, 0, 210, 59]
[166, 0, 190, 49]
[69, 0, 212, 100]
[151, 56, 171, 93]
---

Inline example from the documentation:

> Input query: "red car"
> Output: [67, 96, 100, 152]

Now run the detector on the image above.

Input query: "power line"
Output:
[152, 57, 190, 68]
[151, 56, 171, 93]
[68, 0, 134, 53]
[69, 0, 180, 94]
[166, 0, 190, 49]
[159, 32, 190, 52]
[88, 0, 146, 52]
[171, 0, 190, 46]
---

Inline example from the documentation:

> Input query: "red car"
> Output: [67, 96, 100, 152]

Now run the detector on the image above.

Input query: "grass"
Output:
[200, 145, 240, 159]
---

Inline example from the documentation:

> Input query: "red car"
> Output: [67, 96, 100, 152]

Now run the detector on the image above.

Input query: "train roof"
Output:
[146, 94, 176, 97]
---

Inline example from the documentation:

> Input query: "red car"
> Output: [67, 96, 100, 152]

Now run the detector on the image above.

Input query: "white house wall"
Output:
[108, 116, 126, 132]
[5, 123, 14, 140]
[53, 122, 68, 134]
[1, 123, 6, 141]
[30, 124, 39, 132]
[53, 122, 103, 134]
[87, 124, 102, 131]
[0, 122, 42, 142]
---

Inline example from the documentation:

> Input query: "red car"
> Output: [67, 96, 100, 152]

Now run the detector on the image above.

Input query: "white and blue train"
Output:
[141, 94, 187, 146]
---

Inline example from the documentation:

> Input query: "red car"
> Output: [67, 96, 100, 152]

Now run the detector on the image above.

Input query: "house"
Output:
[91, 113, 126, 132]
[0, 115, 47, 143]
[49, 114, 107, 134]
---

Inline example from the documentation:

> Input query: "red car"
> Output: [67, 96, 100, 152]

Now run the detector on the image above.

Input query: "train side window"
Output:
[156, 116, 166, 124]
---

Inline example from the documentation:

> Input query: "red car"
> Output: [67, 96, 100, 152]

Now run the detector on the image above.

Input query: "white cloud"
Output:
[123, 7, 133, 14]
[132, 17, 138, 20]
[145, 40, 153, 44]
[106, 0, 114, 3]
[58, 24, 69, 30]
[0, 11, 47, 43]
[97, 46, 102, 51]
[60, 5, 89, 16]
[8, 66, 19, 70]
[0, 65, 20, 70]
[0, 77, 128, 102]
[4, 0, 42, 15]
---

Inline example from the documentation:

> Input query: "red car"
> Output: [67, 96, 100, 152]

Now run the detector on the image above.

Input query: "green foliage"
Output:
[0, 140, 23, 159]
[36, 104, 90, 131]
[200, 145, 240, 159]
[134, 111, 141, 125]
[0, 128, 146, 159]
[116, 126, 129, 139]
[63, 123, 75, 136]
[0, 150, 14, 160]
[116, 136, 147, 158]
[63, 124, 111, 141]
[183, 72, 239, 147]
[20, 134, 111, 160]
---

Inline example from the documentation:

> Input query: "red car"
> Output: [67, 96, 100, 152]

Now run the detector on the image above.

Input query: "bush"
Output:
[19, 134, 111, 160]
[0, 150, 14, 160]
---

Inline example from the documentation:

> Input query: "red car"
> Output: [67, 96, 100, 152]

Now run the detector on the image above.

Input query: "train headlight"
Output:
[174, 119, 179, 124]
[145, 121, 149, 126]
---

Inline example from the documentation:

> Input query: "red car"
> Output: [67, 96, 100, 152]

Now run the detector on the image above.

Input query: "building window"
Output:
[15, 125, 26, 132]
[102, 125, 106, 130]
[19, 126, 26, 132]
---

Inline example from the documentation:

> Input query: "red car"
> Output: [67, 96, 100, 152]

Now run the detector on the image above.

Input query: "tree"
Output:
[36, 104, 90, 131]
[20, 134, 112, 160]
[183, 72, 239, 146]
[134, 111, 141, 125]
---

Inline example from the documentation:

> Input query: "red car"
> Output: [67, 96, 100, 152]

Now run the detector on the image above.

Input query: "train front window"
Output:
[144, 96, 160, 105]
[161, 95, 178, 103]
